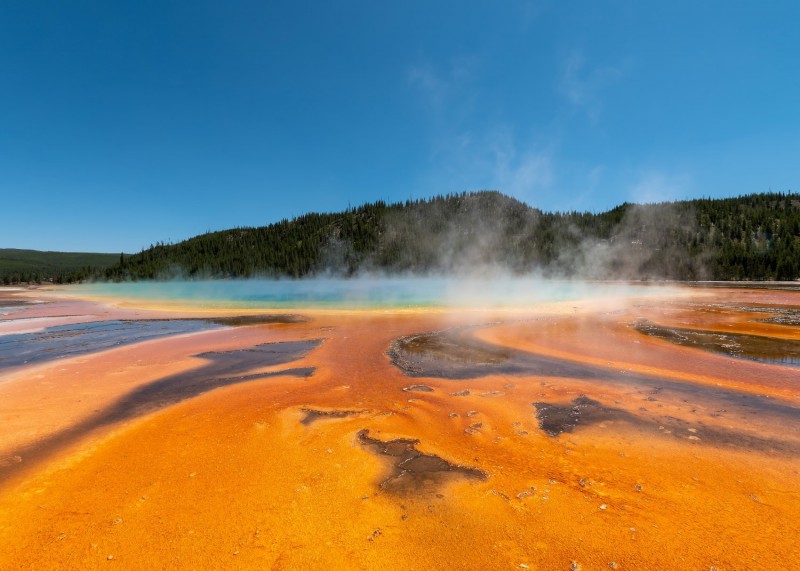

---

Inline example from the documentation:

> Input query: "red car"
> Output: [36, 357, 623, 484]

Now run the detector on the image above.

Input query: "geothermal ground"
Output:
[0, 285, 798, 569]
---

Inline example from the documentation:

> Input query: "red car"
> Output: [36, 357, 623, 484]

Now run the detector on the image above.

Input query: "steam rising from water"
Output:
[66, 277, 680, 310]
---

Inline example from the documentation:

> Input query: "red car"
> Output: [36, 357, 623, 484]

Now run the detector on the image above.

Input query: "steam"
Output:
[68, 276, 680, 311]
[75, 194, 711, 306]
[562, 201, 710, 280]
[318, 194, 709, 281]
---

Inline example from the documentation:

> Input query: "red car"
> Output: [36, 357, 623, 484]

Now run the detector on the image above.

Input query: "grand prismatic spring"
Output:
[0, 280, 798, 570]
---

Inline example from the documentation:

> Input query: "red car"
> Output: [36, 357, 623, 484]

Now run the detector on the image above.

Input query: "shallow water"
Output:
[0, 315, 301, 371]
[65, 278, 678, 309]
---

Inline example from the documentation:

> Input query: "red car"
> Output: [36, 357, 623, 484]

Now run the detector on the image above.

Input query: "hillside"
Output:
[0, 249, 121, 285]
[66, 191, 799, 283]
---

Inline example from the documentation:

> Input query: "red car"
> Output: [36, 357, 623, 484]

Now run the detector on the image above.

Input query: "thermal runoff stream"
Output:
[0, 280, 798, 569]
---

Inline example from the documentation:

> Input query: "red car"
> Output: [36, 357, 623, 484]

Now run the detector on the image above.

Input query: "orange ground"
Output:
[0, 286, 798, 570]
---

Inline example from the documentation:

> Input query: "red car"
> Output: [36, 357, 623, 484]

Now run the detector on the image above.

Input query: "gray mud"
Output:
[533, 395, 800, 455]
[389, 327, 800, 439]
[633, 319, 800, 366]
[357, 429, 486, 494]
[300, 408, 367, 426]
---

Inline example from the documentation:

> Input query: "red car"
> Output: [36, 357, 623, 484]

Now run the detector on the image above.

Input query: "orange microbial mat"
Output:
[0, 285, 798, 570]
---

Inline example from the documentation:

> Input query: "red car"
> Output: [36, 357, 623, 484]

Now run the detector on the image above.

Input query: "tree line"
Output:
[6, 191, 798, 284]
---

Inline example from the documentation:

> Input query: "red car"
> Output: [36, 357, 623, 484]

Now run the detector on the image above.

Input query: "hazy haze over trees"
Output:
[47, 191, 799, 284]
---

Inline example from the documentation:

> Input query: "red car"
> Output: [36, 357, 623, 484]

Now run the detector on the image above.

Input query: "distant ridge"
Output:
[12, 191, 800, 284]
[0, 248, 120, 285]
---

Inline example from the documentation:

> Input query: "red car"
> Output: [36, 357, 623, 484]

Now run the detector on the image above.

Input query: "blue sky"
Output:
[1, 1, 798, 252]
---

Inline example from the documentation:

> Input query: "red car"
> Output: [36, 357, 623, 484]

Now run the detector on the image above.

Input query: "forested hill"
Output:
[60, 191, 800, 283]
[0, 249, 120, 285]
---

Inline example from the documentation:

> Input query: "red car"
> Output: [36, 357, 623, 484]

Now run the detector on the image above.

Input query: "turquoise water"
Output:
[64, 278, 678, 310]
[65, 278, 672, 309]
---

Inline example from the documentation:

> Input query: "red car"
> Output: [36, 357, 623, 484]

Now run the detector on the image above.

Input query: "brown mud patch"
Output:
[356, 429, 486, 494]
[534, 395, 624, 437]
[533, 395, 800, 455]
[299, 408, 367, 426]
[0, 300, 32, 308]
[633, 319, 800, 366]
[389, 327, 800, 426]
[388, 328, 512, 378]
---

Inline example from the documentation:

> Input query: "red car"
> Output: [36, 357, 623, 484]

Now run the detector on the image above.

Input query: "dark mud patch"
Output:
[0, 296, 34, 308]
[0, 315, 305, 371]
[533, 395, 634, 437]
[357, 429, 486, 494]
[760, 311, 800, 327]
[388, 329, 513, 379]
[207, 314, 306, 326]
[390, 328, 650, 381]
[684, 302, 800, 327]
[633, 319, 800, 366]
[533, 395, 800, 455]
[300, 408, 367, 426]
[690, 282, 800, 292]
[0, 340, 321, 485]
[389, 326, 800, 430]
[665, 421, 800, 455]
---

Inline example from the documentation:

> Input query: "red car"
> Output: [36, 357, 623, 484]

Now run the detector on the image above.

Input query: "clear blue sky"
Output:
[2, 1, 798, 252]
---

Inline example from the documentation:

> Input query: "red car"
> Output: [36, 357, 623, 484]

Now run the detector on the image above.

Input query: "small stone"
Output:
[450, 390, 470, 396]
[635, 483, 643, 492]
[599, 504, 608, 510]
[449, 412, 459, 418]
[480, 390, 504, 397]
[188, 472, 197, 477]
[609, 563, 618, 569]
[233, 550, 239, 555]
[107, 555, 114, 561]
[111, 518, 122, 526]
[466, 410, 479, 417]
[403, 384, 434, 392]
[570, 562, 582, 570]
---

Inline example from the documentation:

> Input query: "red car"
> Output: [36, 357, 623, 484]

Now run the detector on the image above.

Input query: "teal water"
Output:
[64, 278, 678, 310]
